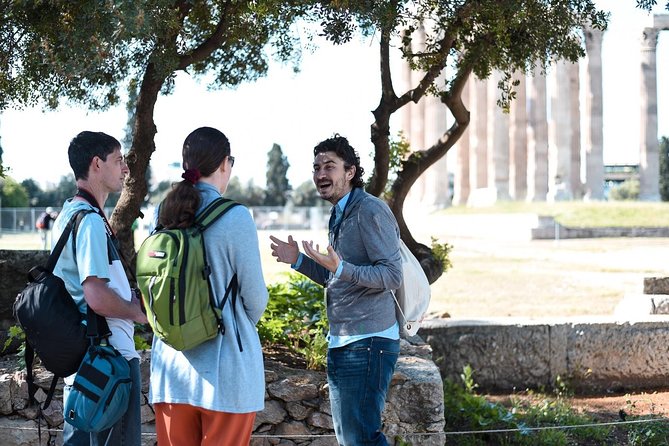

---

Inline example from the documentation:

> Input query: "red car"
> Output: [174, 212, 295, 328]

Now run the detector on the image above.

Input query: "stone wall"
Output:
[420, 316, 669, 393]
[530, 217, 669, 239]
[0, 343, 444, 446]
[0, 250, 48, 326]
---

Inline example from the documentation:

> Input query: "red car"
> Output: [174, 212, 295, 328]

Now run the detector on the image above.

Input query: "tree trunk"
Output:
[110, 64, 164, 282]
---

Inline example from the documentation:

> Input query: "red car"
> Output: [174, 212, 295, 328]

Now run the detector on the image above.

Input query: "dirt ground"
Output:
[487, 389, 669, 421]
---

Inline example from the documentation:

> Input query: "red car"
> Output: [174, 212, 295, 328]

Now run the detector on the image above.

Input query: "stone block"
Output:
[420, 316, 669, 393]
[644, 277, 669, 295]
[652, 295, 669, 314]
[422, 318, 552, 391]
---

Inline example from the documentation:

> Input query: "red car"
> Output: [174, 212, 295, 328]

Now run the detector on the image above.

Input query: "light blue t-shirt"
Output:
[52, 199, 138, 362]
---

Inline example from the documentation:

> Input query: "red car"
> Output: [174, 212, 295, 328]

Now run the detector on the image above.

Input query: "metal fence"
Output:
[0, 205, 330, 234]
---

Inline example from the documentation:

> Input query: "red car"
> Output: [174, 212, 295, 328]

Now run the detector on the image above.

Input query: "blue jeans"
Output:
[63, 358, 142, 446]
[327, 337, 400, 446]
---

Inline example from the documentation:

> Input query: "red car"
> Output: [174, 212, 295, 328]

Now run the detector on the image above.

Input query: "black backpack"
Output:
[14, 209, 100, 409]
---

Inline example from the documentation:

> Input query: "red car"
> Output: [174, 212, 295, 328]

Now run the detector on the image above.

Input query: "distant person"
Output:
[51, 131, 148, 445]
[36, 207, 58, 250]
[269, 134, 403, 446]
[149, 127, 269, 445]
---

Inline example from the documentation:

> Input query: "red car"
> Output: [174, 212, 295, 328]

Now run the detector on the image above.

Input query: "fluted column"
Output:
[639, 26, 661, 200]
[527, 66, 549, 201]
[452, 75, 471, 206]
[509, 72, 527, 200]
[404, 26, 427, 206]
[548, 60, 573, 201]
[583, 26, 605, 200]
[487, 70, 510, 201]
[468, 76, 488, 193]
[423, 70, 450, 208]
[569, 60, 582, 198]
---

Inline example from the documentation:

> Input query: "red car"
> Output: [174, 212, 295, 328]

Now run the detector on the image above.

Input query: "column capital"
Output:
[641, 27, 660, 51]
[584, 26, 604, 52]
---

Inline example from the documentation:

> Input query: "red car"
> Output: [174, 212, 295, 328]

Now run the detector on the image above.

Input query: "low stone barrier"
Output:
[0, 341, 444, 446]
[530, 217, 669, 239]
[420, 316, 669, 393]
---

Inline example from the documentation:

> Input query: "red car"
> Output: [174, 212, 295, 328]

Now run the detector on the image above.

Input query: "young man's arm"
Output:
[83, 277, 147, 323]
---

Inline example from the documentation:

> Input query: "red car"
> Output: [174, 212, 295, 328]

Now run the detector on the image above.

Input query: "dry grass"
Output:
[4, 218, 667, 319]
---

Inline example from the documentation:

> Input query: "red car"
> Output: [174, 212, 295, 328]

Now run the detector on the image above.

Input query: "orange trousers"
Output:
[154, 402, 256, 446]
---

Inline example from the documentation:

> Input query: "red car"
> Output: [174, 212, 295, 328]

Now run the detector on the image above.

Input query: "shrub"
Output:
[259, 272, 327, 370]
[443, 366, 612, 445]
[609, 179, 640, 201]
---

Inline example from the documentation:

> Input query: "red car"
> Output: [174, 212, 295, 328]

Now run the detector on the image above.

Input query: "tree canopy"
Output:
[0, 0, 312, 258]
[1, 1, 609, 282]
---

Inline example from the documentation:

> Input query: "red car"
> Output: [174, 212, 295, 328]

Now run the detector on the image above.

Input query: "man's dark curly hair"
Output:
[313, 134, 365, 188]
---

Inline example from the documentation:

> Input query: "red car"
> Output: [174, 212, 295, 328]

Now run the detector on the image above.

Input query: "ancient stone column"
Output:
[468, 76, 488, 196]
[423, 71, 451, 209]
[548, 60, 573, 201]
[452, 75, 471, 206]
[404, 26, 428, 206]
[639, 24, 663, 200]
[527, 65, 549, 202]
[487, 70, 510, 201]
[583, 26, 605, 201]
[509, 72, 528, 200]
[569, 60, 582, 198]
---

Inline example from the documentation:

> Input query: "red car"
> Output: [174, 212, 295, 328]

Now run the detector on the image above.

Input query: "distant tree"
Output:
[20, 179, 43, 206]
[292, 180, 323, 207]
[223, 176, 244, 202]
[264, 143, 291, 206]
[149, 180, 174, 205]
[0, 176, 29, 207]
[41, 175, 77, 208]
[225, 177, 268, 206]
[243, 179, 266, 207]
[660, 137, 669, 201]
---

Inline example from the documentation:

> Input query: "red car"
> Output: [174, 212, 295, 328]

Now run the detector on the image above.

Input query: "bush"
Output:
[443, 366, 611, 445]
[259, 273, 327, 370]
[609, 179, 640, 201]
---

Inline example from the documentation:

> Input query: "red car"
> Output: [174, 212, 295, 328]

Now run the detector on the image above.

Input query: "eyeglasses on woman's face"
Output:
[228, 155, 235, 167]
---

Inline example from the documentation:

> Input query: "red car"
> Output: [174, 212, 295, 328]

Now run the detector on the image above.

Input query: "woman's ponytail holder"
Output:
[182, 168, 202, 185]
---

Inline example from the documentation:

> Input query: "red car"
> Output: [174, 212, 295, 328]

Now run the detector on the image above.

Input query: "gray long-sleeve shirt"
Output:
[297, 188, 402, 336]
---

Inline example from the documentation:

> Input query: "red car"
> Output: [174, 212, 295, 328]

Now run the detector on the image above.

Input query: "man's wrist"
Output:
[334, 260, 344, 278]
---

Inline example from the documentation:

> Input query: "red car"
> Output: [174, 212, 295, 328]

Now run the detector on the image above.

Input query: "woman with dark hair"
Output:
[149, 127, 268, 445]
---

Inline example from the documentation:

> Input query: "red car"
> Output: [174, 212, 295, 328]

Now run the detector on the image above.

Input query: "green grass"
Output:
[439, 201, 669, 228]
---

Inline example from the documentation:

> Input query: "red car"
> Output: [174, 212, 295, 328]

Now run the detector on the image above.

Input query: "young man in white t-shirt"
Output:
[52, 131, 148, 445]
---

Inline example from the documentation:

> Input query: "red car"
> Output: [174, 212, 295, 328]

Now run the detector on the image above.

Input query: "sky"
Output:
[1, 1, 667, 191]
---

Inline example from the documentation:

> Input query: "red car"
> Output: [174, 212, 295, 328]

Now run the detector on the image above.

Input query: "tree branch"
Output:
[177, 1, 232, 70]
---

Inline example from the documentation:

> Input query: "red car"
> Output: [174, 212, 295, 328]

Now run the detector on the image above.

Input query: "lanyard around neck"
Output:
[330, 187, 356, 246]
[75, 188, 115, 240]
